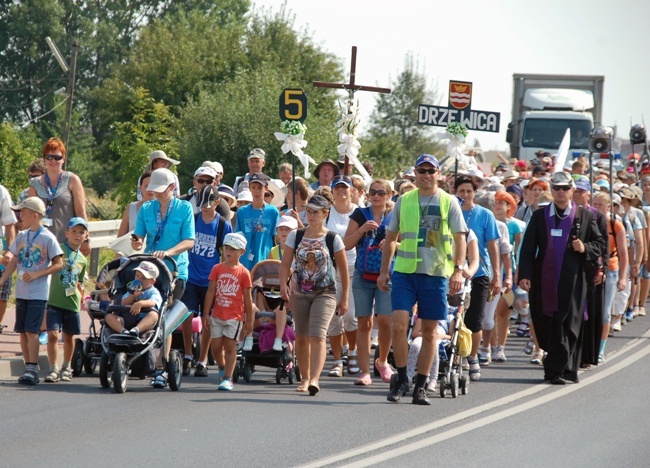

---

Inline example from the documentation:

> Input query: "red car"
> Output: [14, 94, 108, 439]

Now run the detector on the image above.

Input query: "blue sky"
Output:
[254, 0, 650, 152]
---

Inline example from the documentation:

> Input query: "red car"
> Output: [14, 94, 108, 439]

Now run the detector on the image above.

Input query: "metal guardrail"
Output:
[88, 219, 121, 276]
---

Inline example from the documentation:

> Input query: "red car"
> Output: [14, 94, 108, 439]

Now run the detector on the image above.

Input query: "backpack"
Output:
[195, 213, 226, 256]
[355, 207, 393, 282]
[294, 228, 337, 270]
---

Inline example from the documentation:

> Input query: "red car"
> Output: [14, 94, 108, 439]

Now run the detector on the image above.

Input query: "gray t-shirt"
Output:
[389, 190, 467, 276]
[10, 227, 63, 300]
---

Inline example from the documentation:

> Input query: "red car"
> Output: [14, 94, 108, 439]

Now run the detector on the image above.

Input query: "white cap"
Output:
[194, 166, 217, 179]
[202, 161, 223, 175]
[237, 190, 253, 202]
[134, 260, 159, 279]
[277, 215, 298, 230]
[223, 232, 247, 250]
[147, 168, 175, 193]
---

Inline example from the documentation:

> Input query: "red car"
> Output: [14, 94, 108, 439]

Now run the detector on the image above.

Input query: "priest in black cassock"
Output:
[518, 171, 603, 385]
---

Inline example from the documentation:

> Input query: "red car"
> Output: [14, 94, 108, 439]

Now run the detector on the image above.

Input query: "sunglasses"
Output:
[416, 168, 437, 175]
[551, 185, 572, 191]
[44, 154, 64, 161]
[368, 189, 388, 196]
[195, 178, 214, 185]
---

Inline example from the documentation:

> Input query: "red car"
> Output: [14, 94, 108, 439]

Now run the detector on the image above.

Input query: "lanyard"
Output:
[64, 242, 80, 271]
[150, 199, 174, 252]
[249, 205, 265, 247]
[24, 227, 44, 267]
[44, 172, 63, 217]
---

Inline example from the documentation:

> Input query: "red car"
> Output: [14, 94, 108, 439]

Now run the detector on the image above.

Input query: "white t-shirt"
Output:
[326, 204, 357, 277]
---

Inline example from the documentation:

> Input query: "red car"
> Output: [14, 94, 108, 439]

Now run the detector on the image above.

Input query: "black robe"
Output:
[519, 204, 603, 382]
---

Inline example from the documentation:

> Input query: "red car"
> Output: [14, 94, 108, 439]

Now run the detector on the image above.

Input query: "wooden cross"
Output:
[313, 46, 391, 175]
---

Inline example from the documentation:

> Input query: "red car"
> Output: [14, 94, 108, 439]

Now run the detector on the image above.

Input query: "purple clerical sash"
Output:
[541, 203, 576, 317]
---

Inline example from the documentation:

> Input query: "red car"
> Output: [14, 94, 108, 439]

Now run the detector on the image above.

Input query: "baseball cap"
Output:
[248, 148, 266, 160]
[147, 168, 175, 193]
[198, 185, 220, 208]
[415, 154, 440, 168]
[202, 161, 223, 175]
[11, 197, 46, 216]
[594, 179, 610, 192]
[223, 232, 247, 250]
[248, 172, 269, 187]
[194, 166, 217, 179]
[612, 193, 622, 206]
[331, 175, 353, 189]
[573, 175, 591, 192]
[306, 194, 331, 211]
[148, 150, 179, 166]
[550, 171, 574, 188]
[68, 217, 88, 230]
[237, 190, 253, 203]
[134, 260, 159, 280]
[277, 215, 298, 230]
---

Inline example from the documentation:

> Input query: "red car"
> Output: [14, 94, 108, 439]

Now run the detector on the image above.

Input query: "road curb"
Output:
[0, 354, 54, 379]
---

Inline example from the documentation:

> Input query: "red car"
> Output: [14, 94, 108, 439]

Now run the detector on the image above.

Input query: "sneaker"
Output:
[638, 306, 647, 317]
[354, 373, 372, 386]
[272, 338, 283, 352]
[625, 310, 635, 322]
[412, 386, 431, 405]
[374, 358, 393, 383]
[387, 379, 409, 403]
[242, 336, 254, 352]
[182, 358, 192, 376]
[328, 363, 343, 377]
[468, 357, 481, 381]
[425, 379, 436, 393]
[128, 327, 140, 337]
[611, 321, 622, 332]
[218, 378, 233, 391]
[194, 363, 208, 377]
[60, 367, 72, 382]
[151, 370, 168, 388]
[370, 337, 379, 349]
[598, 353, 605, 364]
[633, 306, 641, 317]
[44, 367, 60, 383]
[492, 345, 507, 362]
[477, 346, 491, 366]
[38, 331, 48, 345]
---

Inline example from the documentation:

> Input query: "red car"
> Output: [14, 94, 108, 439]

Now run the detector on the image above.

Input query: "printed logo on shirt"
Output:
[214, 273, 241, 308]
[193, 232, 217, 258]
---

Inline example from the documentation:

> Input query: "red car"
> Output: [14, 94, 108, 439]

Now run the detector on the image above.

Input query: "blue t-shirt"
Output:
[234, 203, 280, 270]
[122, 286, 163, 319]
[134, 198, 195, 280]
[463, 205, 500, 278]
[10, 227, 63, 301]
[188, 214, 233, 287]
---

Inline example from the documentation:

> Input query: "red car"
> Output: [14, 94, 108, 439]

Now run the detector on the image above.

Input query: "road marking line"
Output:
[302, 328, 650, 468]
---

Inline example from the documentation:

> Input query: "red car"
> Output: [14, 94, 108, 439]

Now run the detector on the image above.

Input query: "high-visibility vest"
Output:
[394, 188, 454, 277]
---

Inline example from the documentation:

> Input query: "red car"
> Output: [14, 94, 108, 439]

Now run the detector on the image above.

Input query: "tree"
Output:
[360, 54, 442, 177]
[0, 123, 42, 200]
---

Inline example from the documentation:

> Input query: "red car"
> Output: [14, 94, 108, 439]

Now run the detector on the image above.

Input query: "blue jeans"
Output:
[604, 270, 618, 324]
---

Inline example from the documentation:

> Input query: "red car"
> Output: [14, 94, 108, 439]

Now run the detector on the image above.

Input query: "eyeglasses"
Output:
[195, 178, 214, 185]
[44, 154, 64, 161]
[551, 185, 572, 191]
[416, 168, 437, 175]
[368, 189, 388, 196]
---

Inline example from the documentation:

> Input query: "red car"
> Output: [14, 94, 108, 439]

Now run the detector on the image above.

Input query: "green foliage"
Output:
[109, 88, 176, 210]
[0, 123, 42, 200]
[361, 54, 442, 178]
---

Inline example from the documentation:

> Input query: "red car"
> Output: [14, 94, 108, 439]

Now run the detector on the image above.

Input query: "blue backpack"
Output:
[355, 207, 393, 281]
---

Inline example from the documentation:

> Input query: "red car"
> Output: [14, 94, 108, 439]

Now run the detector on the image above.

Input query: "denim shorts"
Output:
[14, 299, 47, 334]
[390, 272, 448, 321]
[352, 270, 392, 317]
[46, 304, 81, 335]
[180, 281, 208, 316]
[640, 265, 650, 280]
[0, 276, 12, 301]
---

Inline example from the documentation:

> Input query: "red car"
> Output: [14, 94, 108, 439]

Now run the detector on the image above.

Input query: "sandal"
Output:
[516, 323, 530, 337]
[468, 357, 481, 381]
[354, 373, 372, 386]
[523, 341, 535, 355]
[328, 363, 343, 377]
[530, 351, 544, 365]
[374, 358, 394, 383]
[308, 383, 320, 396]
[347, 356, 360, 375]
[44, 367, 60, 383]
[296, 384, 308, 392]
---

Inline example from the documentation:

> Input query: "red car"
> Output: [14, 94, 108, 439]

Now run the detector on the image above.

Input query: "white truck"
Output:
[506, 73, 605, 160]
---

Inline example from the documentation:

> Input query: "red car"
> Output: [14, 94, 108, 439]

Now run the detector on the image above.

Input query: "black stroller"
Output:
[438, 283, 470, 398]
[98, 255, 189, 393]
[236, 260, 299, 384]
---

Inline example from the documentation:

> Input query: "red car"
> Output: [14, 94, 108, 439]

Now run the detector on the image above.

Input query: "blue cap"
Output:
[330, 175, 352, 189]
[573, 177, 591, 192]
[595, 179, 610, 191]
[415, 154, 440, 168]
[68, 217, 88, 230]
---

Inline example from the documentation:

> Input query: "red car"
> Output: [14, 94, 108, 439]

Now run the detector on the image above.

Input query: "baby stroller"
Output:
[98, 254, 189, 393]
[236, 260, 299, 384]
[438, 281, 471, 398]
[71, 258, 122, 377]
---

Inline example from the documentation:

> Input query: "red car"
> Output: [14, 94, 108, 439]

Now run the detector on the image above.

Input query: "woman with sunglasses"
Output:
[344, 179, 395, 386]
[28, 138, 88, 244]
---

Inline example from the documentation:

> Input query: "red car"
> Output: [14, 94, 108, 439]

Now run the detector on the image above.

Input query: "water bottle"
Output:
[127, 279, 143, 294]
[38, 330, 48, 345]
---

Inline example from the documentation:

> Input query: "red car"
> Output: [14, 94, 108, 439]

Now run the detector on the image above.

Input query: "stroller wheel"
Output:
[460, 375, 469, 395]
[99, 351, 112, 389]
[295, 365, 301, 382]
[72, 339, 84, 377]
[439, 375, 447, 398]
[451, 373, 459, 398]
[275, 367, 283, 384]
[232, 362, 240, 383]
[243, 363, 253, 383]
[112, 352, 128, 394]
[83, 340, 96, 374]
[168, 349, 182, 391]
[288, 367, 295, 385]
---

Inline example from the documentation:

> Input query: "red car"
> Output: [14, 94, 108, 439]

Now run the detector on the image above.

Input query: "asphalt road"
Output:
[2, 317, 649, 468]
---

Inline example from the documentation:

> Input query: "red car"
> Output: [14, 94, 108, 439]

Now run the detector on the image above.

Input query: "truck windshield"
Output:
[522, 119, 592, 150]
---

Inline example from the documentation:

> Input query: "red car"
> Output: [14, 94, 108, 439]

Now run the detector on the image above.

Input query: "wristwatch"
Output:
[454, 264, 466, 271]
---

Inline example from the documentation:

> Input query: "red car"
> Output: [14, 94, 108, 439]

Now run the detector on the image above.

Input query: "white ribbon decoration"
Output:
[274, 132, 315, 178]
[436, 131, 477, 171]
[337, 133, 372, 183]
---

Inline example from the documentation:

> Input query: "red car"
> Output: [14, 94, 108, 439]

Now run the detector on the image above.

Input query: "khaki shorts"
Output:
[210, 317, 243, 340]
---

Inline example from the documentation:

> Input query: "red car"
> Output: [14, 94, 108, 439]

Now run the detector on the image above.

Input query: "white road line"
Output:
[302, 328, 650, 468]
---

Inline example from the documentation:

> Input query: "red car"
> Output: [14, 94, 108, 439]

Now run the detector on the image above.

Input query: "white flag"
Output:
[554, 128, 571, 173]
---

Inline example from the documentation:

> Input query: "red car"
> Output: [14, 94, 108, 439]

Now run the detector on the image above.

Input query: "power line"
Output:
[20, 98, 68, 128]
[0, 67, 62, 92]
